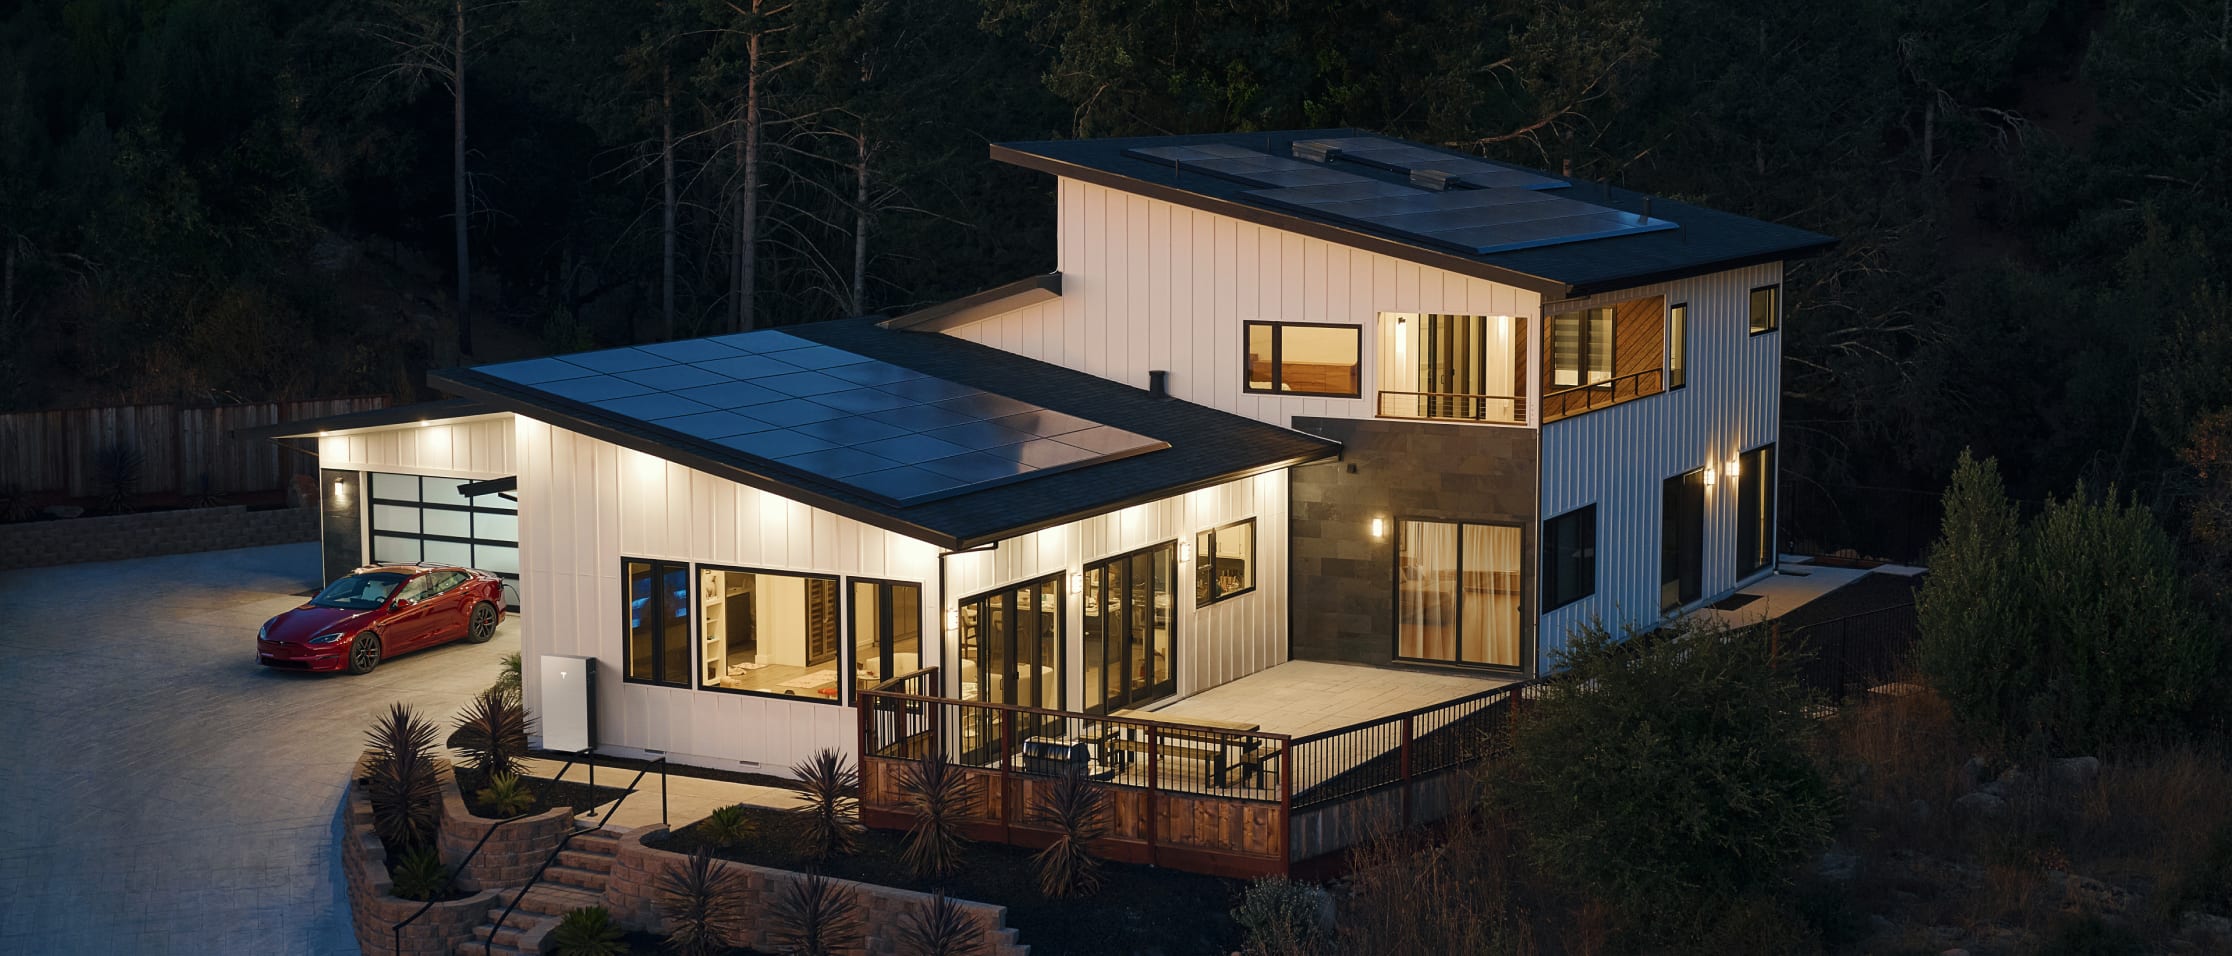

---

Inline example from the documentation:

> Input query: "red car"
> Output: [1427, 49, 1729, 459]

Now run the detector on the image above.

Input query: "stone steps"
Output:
[450, 826, 630, 956]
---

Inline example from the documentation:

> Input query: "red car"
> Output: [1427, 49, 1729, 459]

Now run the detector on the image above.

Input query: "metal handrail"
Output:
[390, 801, 533, 954]
[1540, 367, 1664, 420]
[1375, 389, 1528, 424]
[482, 756, 667, 956]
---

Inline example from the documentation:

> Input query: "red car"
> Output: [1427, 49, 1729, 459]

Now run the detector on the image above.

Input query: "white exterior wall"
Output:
[1536, 262, 1784, 663]
[944, 178, 1543, 430]
[316, 415, 516, 479]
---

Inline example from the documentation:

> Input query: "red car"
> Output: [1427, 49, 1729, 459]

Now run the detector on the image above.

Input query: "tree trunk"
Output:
[662, 57, 676, 341]
[452, 0, 471, 357]
[852, 132, 868, 316]
[735, 23, 762, 333]
[2, 241, 14, 330]
[1922, 97, 1936, 175]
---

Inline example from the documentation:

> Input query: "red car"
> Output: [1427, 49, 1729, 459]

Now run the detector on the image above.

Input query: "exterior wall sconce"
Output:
[1370, 517, 1386, 539]
[1703, 465, 1717, 487]
[1726, 456, 1742, 478]
[1068, 570, 1083, 595]
[1177, 539, 1193, 563]
[331, 475, 349, 505]
[1394, 316, 1408, 360]
[944, 608, 959, 631]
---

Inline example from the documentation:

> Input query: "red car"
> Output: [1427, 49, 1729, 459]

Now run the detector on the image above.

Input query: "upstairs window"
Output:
[1245, 322, 1361, 397]
[1668, 303, 1688, 389]
[1548, 307, 1613, 388]
[1749, 285, 1780, 335]
[1542, 506, 1597, 611]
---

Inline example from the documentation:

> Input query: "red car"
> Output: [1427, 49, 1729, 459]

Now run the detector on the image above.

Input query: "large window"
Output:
[1667, 303, 1688, 389]
[1542, 506, 1597, 611]
[1661, 470, 1705, 612]
[1194, 519, 1255, 607]
[1749, 285, 1780, 334]
[1084, 543, 1176, 714]
[1548, 307, 1613, 387]
[624, 558, 691, 688]
[1736, 444, 1777, 577]
[698, 566, 842, 702]
[1245, 321, 1361, 397]
[851, 579, 923, 695]
[958, 574, 1063, 709]
[1397, 520, 1523, 668]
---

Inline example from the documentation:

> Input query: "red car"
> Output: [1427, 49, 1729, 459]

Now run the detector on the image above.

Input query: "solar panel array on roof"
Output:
[1246, 181, 1677, 255]
[1290, 136, 1569, 191]
[475, 330, 1167, 505]
[1121, 144, 1376, 189]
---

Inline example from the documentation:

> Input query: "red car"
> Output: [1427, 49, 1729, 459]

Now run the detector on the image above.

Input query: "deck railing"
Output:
[1287, 678, 1545, 812]
[1773, 603, 1919, 700]
[1540, 368, 1664, 421]
[1375, 390, 1528, 425]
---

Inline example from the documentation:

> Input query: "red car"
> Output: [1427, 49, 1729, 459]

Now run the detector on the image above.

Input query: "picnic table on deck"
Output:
[1099, 710, 1272, 787]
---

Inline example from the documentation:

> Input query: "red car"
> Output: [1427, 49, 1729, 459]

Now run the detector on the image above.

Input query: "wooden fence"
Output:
[0, 397, 388, 498]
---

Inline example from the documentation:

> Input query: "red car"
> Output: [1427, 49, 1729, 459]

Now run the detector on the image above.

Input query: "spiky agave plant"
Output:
[654, 846, 750, 956]
[547, 906, 628, 956]
[896, 891, 986, 956]
[449, 689, 533, 778]
[768, 871, 863, 956]
[790, 748, 860, 861]
[362, 703, 443, 851]
[1029, 766, 1109, 899]
[699, 803, 757, 848]
[389, 845, 453, 902]
[475, 771, 536, 817]
[897, 750, 977, 878]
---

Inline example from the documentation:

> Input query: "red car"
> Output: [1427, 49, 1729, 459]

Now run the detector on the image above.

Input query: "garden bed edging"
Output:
[343, 763, 503, 956]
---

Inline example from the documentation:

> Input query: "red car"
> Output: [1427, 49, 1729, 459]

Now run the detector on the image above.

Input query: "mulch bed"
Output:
[454, 765, 634, 821]
[618, 930, 767, 954]
[650, 804, 1244, 956]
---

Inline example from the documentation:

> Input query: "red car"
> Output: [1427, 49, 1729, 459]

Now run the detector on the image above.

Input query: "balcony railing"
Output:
[1376, 391, 1528, 425]
[1539, 368, 1664, 422]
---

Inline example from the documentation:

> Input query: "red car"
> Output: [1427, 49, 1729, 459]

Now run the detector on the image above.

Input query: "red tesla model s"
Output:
[257, 564, 505, 675]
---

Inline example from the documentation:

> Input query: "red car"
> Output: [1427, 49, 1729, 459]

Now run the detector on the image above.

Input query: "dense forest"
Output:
[2, 0, 2227, 558]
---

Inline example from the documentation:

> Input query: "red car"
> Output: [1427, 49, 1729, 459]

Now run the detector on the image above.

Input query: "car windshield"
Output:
[310, 572, 409, 610]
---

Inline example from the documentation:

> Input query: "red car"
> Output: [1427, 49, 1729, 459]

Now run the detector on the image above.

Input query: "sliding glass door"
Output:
[1396, 519, 1523, 668]
[958, 574, 1063, 710]
[1661, 470, 1705, 612]
[1083, 543, 1176, 714]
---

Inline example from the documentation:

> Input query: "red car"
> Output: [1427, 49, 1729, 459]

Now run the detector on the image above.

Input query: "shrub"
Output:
[768, 871, 862, 956]
[1918, 450, 2215, 752]
[1335, 807, 1525, 955]
[1493, 619, 1835, 935]
[475, 771, 536, 817]
[94, 442, 142, 514]
[548, 906, 628, 956]
[389, 846, 453, 902]
[1029, 766, 1108, 899]
[654, 846, 749, 956]
[1231, 876, 1327, 956]
[362, 703, 443, 852]
[895, 891, 985, 956]
[897, 750, 977, 878]
[699, 803, 756, 848]
[790, 748, 860, 861]
[450, 689, 533, 779]
[489, 651, 523, 706]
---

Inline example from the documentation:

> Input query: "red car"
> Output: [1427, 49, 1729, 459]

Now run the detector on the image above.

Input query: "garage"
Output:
[367, 471, 521, 608]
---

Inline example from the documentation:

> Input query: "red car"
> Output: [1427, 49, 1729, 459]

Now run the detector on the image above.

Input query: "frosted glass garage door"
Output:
[366, 473, 521, 609]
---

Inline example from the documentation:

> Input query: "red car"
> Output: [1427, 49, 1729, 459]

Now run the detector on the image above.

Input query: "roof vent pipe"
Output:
[1642, 197, 1653, 223]
[1148, 370, 1170, 398]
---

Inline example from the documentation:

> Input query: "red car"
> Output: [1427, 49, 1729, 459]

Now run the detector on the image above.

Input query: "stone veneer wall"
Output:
[342, 763, 503, 956]
[604, 827, 1031, 956]
[435, 775, 573, 889]
[1286, 417, 1539, 670]
[0, 505, 316, 571]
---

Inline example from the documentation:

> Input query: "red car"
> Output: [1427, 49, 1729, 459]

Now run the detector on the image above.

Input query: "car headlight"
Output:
[258, 622, 270, 641]
[309, 632, 348, 645]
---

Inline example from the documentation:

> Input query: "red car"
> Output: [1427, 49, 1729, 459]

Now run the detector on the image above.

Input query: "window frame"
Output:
[621, 556, 693, 690]
[1392, 516, 1529, 671]
[1736, 443, 1778, 578]
[1193, 518, 1257, 608]
[1547, 306, 1615, 389]
[694, 562, 845, 704]
[1748, 284, 1781, 336]
[1541, 505, 1598, 612]
[1083, 540, 1180, 714]
[847, 576, 926, 703]
[957, 572, 1067, 710]
[1242, 320, 1364, 399]
[1667, 302, 1688, 390]
[1660, 469, 1705, 613]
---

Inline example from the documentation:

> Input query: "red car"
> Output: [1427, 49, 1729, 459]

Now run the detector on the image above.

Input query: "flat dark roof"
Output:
[230, 398, 495, 440]
[992, 129, 1836, 297]
[431, 319, 1337, 549]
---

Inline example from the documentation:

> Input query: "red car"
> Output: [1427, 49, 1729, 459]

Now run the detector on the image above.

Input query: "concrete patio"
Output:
[1144, 659, 1512, 738]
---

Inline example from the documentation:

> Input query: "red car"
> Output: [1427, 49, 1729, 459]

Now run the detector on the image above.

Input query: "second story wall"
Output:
[943, 178, 1543, 430]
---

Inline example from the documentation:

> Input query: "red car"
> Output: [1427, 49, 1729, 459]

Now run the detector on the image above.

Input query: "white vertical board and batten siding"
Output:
[943, 178, 1542, 430]
[1536, 262, 1783, 665]
[315, 416, 516, 479]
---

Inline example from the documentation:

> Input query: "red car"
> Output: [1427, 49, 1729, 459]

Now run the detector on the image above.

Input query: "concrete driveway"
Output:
[0, 542, 518, 955]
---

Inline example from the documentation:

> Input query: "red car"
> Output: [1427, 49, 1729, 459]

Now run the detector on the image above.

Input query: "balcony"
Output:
[1374, 312, 1528, 426]
[1539, 367, 1665, 423]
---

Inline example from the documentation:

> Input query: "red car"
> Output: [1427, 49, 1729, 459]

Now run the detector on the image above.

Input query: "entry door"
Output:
[959, 574, 1063, 710]
[1661, 469, 1705, 611]
[1083, 543, 1177, 714]
[1420, 314, 1488, 419]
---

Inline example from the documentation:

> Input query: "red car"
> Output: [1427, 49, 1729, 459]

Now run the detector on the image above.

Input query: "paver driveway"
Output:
[0, 542, 518, 955]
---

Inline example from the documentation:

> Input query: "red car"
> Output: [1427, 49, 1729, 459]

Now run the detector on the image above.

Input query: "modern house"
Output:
[259, 131, 1830, 868]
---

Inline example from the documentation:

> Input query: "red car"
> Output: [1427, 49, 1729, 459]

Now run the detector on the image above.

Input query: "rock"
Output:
[1910, 799, 1932, 822]
[1996, 767, 2030, 790]
[2183, 911, 2232, 939]
[1954, 791, 2007, 816]
[1980, 780, 2006, 798]
[1963, 756, 1993, 788]
[2049, 756, 2100, 787]
[2050, 871, 2136, 915]
[1817, 849, 1860, 882]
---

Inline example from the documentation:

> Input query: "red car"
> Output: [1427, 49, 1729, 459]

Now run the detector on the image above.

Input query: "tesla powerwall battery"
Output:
[540, 655, 596, 752]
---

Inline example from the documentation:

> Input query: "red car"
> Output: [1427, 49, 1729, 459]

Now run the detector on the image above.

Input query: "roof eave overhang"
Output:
[882, 273, 1062, 332]
[1554, 237, 1842, 301]
[947, 442, 1339, 551]
[229, 399, 503, 441]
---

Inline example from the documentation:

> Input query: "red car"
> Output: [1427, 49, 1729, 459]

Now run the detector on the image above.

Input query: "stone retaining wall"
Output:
[605, 828, 1030, 956]
[0, 505, 316, 570]
[436, 778, 573, 889]
[343, 766, 502, 956]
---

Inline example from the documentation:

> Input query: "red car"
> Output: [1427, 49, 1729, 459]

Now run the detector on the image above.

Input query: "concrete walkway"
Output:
[512, 755, 801, 832]
[0, 543, 518, 955]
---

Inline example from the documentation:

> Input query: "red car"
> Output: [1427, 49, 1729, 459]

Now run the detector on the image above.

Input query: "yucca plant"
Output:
[654, 846, 749, 956]
[896, 891, 986, 956]
[549, 906, 628, 956]
[362, 703, 443, 851]
[450, 689, 533, 778]
[699, 803, 757, 848]
[790, 748, 860, 861]
[389, 846, 453, 902]
[1029, 766, 1108, 899]
[489, 651, 523, 705]
[475, 771, 536, 817]
[897, 750, 977, 878]
[767, 871, 862, 956]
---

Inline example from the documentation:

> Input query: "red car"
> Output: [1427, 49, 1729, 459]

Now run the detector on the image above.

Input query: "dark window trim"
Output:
[1541, 505, 1598, 613]
[1748, 284, 1781, 336]
[1660, 468, 1705, 613]
[1193, 518, 1258, 607]
[845, 575, 926, 706]
[958, 571, 1068, 710]
[621, 556, 693, 690]
[1546, 306, 1615, 389]
[1667, 302, 1688, 390]
[693, 562, 845, 705]
[366, 473, 521, 606]
[1243, 320, 1364, 399]
[1391, 515, 1531, 674]
[1084, 539, 1181, 712]
[1735, 443, 1779, 578]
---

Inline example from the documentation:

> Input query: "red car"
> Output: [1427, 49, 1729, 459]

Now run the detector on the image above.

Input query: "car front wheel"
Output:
[465, 602, 498, 644]
[347, 633, 382, 675]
